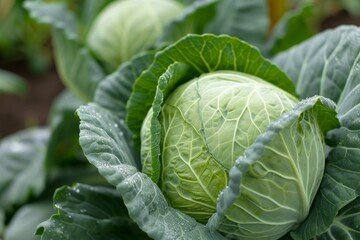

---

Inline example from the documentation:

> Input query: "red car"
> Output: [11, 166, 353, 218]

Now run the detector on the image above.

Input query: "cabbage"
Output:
[141, 71, 325, 239]
[87, 0, 184, 72]
[73, 32, 352, 240]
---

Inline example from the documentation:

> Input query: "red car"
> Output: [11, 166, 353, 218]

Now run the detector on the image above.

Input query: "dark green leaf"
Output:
[293, 125, 360, 239]
[47, 164, 109, 192]
[46, 91, 85, 166]
[36, 184, 151, 240]
[315, 196, 360, 240]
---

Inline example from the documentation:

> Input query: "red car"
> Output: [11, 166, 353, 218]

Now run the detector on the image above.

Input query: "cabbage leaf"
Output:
[273, 25, 360, 239]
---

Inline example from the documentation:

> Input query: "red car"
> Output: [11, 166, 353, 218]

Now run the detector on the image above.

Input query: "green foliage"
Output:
[36, 184, 152, 240]
[2, 1, 360, 240]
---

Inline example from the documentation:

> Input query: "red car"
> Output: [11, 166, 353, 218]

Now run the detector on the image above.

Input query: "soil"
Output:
[321, 10, 360, 29]
[0, 61, 64, 138]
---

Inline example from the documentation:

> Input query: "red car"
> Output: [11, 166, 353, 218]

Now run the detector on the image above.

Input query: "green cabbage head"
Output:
[87, 0, 184, 72]
[141, 71, 326, 239]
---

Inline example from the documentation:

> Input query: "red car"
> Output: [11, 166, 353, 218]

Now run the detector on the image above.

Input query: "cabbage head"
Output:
[141, 71, 326, 239]
[87, 0, 184, 72]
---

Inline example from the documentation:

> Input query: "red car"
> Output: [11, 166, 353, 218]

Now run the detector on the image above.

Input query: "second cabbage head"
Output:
[87, 0, 184, 72]
[140, 70, 327, 239]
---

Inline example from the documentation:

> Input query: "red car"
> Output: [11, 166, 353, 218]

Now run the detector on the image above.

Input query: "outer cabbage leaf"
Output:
[315, 196, 360, 239]
[273, 25, 360, 239]
[77, 104, 139, 172]
[36, 184, 151, 240]
[23, 1, 77, 38]
[294, 125, 360, 239]
[77, 104, 226, 240]
[272, 25, 360, 103]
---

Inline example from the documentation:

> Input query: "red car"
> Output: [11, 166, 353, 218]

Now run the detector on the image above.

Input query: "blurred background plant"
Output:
[0, 0, 51, 73]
